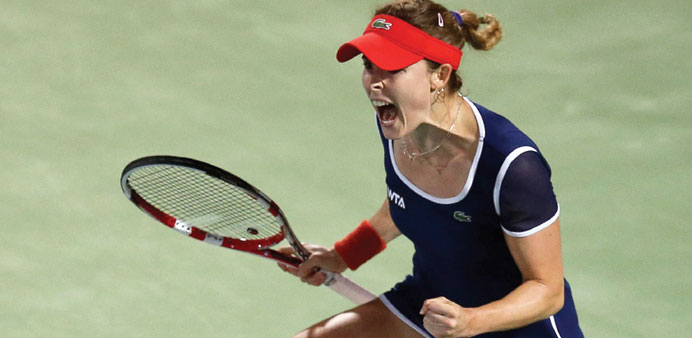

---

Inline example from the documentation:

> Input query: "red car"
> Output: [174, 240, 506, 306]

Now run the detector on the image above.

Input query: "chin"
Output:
[378, 123, 405, 140]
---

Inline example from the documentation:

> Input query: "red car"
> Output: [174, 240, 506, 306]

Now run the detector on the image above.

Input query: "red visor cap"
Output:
[336, 15, 462, 71]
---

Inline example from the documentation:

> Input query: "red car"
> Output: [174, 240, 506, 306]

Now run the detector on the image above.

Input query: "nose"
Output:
[365, 67, 386, 92]
[370, 78, 384, 91]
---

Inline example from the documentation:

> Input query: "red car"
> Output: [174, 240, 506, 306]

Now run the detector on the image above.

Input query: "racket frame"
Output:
[121, 156, 309, 267]
[121, 156, 376, 305]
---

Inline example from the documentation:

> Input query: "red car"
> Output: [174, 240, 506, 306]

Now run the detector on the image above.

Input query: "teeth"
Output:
[371, 100, 390, 107]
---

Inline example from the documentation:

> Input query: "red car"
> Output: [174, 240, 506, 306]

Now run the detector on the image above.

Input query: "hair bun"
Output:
[458, 10, 502, 51]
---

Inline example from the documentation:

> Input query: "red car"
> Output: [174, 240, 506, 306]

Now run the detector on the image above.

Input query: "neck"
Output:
[402, 92, 463, 159]
[400, 93, 479, 171]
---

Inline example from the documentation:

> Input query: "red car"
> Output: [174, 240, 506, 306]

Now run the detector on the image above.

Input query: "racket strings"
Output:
[136, 166, 278, 239]
[127, 165, 282, 240]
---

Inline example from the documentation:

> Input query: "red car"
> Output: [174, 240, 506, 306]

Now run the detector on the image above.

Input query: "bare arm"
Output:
[421, 219, 565, 337]
[279, 198, 401, 284]
[469, 219, 564, 332]
[367, 198, 401, 243]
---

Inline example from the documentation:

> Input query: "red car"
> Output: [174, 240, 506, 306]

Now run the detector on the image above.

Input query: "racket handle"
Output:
[324, 272, 377, 305]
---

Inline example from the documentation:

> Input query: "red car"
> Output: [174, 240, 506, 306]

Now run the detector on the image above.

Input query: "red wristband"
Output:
[334, 220, 387, 270]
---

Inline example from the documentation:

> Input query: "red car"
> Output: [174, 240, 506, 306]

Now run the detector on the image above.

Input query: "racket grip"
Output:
[324, 272, 377, 305]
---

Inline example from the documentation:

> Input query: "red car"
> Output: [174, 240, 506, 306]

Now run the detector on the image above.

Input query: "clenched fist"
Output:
[420, 297, 474, 337]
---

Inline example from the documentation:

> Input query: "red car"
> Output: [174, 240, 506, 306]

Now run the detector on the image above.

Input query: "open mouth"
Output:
[373, 100, 398, 127]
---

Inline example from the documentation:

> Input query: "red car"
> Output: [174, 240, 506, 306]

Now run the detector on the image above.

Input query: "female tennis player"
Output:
[279, 1, 583, 337]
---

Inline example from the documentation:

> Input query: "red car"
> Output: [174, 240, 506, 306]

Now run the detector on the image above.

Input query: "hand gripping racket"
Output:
[121, 155, 376, 305]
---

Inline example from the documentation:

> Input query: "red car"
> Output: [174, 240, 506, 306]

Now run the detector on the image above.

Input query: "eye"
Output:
[388, 67, 404, 75]
[362, 56, 373, 70]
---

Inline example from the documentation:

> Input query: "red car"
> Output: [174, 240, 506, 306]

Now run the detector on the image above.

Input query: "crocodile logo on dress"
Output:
[453, 211, 472, 222]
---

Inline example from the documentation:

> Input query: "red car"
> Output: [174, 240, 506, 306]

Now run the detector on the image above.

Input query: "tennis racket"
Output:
[120, 155, 376, 305]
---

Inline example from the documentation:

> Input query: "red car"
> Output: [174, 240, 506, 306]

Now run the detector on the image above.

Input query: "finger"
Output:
[299, 245, 348, 273]
[296, 259, 321, 279]
[295, 255, 326, 283]
[300, 243, 328, 253]
[420, 297, 446, 315]
[424, 311, 454, 325]
[277, 262, 299, 276]
[423, 312, 456, 338]
[276, 246, 297, 256]
[277, 262, 288, 272]
[423, 297, 456, 318]
[295, 250, 336, 278]
[419, 301, 430, 315]
[300, 271, 327, 286]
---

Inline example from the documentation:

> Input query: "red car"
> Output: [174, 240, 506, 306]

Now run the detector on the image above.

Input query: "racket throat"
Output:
[282, 226, 311, 261]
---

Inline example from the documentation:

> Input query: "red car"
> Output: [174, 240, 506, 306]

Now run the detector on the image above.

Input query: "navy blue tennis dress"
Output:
[378, 97, 583, 337]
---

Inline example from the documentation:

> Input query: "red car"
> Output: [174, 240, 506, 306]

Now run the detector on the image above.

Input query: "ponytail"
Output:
[457, 11, 503, 51]
[375, 0, 503, 91]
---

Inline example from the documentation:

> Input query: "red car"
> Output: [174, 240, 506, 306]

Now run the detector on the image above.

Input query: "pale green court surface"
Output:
[1, 1, 690, 337]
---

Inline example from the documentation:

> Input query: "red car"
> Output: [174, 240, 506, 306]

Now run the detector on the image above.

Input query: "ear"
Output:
[429, 64, 454, 91]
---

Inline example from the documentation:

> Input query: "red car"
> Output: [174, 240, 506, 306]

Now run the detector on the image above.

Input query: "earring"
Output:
[434, 87, 446, 104]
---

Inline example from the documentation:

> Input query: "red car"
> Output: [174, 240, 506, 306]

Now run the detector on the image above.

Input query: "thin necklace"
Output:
[400, 92, 463, 162]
